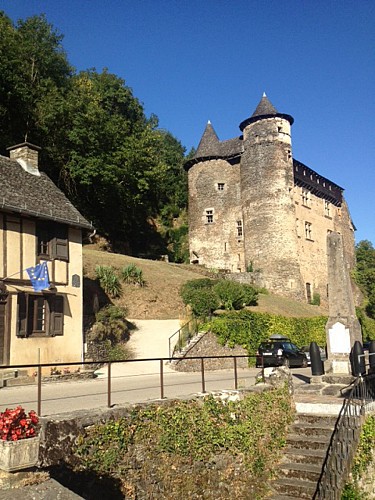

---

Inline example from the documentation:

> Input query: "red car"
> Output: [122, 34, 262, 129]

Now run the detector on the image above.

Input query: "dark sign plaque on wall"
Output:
[72, 274, 80, 288]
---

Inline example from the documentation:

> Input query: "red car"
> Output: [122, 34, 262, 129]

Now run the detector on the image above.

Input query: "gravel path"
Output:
[94, 319, 181, 377]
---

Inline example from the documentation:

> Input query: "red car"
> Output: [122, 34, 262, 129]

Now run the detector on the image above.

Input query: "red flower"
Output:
[0, 406, 39, 441]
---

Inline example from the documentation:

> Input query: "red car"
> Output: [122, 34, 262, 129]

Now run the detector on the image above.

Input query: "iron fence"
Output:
[0, 355, 254, 417]
[168, 317, 207, 358]
[314, 373, 375, 499]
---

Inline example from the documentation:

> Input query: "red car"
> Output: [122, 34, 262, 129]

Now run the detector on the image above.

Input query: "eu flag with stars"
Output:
[26, 262, 50, 292]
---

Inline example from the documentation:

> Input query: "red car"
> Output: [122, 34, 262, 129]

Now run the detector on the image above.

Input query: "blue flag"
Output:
[26, 262, 50, 292]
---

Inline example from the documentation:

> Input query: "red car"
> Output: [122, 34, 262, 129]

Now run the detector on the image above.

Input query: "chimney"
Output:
[7, 142, 41, 176]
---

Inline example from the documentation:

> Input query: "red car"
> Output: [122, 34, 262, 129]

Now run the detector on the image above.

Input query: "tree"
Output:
[0, 12, 188, 256]
[355, 240, 375, 319]
[0, 12, 72, 152]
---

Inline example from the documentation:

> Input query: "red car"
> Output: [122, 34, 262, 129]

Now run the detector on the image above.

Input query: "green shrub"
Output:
[213, 280, 245, 310]
[107, 343, 132, 361]
[357, 308, 375, 340]
[90, 305, 130, 345]
[184, 288, 219, 318]
[343, 415, 375, 498]
[181, 279, 259, 315]
[95, 265, 122, 298]
[242, 284, 259, 306]
[311, 292, 321, 306]
[121, 264, 146, 286]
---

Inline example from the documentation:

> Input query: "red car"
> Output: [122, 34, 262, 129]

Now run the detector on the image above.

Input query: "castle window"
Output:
[217, 183, 225, 191]
[205, 209, 214, 224]
[305, 221, 312, 240]
[302, 189, 310, 207]
[237, 220, 243, 237]
[306, 283, 312, 303]
[324, 200, 331, 217]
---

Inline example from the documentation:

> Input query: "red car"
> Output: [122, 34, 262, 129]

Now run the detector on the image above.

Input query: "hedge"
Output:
[209, 310, 327, 354]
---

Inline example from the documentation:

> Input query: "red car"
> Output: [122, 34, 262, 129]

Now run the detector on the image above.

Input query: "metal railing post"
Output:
[160, 359, 164, 399]
[233, 357, 238, 390]
[107, 362, 111, 408]
[37, 365, 42, 416]
[201, 358, 206, 393]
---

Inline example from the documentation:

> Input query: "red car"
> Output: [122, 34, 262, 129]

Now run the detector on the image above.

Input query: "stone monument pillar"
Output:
[325, 232, 362, 374]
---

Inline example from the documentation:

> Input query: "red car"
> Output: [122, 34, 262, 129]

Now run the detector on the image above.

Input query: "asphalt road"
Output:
[0, 365, 312, 417]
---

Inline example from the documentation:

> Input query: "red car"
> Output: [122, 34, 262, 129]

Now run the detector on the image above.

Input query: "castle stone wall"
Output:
[186, 96, 356, 304]
[188, 159, 245, 271]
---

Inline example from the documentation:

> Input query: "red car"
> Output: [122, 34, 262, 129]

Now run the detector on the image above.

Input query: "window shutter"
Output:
[52, 225, 69, 261]
[49, 295, 64, 336]
[17, 293, 28, 337]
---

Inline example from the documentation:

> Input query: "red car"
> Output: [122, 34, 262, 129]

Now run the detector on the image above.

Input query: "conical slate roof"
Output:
[251, 93, 278, 118]
[239, 93, 294, 131]
[195, 121, 220, 157]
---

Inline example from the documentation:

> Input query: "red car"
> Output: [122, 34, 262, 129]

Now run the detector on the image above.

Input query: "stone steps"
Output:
[269, 477, 317, 499]
[170, 331, 206, 362]
[268, 412, 339, 498]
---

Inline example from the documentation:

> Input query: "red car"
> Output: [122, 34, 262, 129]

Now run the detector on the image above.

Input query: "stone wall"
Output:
[188, 158, 244, 272]
[187, 107, 356, 306]
[171, 331, 248, 372]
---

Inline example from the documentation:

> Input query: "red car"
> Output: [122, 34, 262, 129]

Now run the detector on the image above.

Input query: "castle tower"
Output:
[239, 94, 305, 299]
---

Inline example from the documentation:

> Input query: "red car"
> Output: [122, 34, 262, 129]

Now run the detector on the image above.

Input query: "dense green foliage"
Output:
[209, 310, 327, 353]
[75, 386, 293, 496]
[180, 278, 259, 316]
[342, 415, 375, 499]
[0, 11, 188, 259]
[87, 305, 131, 361]
[354, 240, 375, 322]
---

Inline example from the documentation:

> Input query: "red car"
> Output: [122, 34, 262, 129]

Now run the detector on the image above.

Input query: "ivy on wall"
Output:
[74, 387, 294, 498]
[208, 310, 327, 353]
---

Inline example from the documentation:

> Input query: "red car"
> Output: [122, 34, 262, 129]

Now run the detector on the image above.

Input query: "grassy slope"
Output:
[83, 246, 328, 319]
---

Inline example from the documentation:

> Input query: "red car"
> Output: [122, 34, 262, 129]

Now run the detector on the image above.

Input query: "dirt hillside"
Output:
[83, 246, 328, 319]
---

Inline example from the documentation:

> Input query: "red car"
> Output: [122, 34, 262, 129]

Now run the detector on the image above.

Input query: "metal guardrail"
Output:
[168, 318, 206, 358]
[0, 355, 254, 417]
[314, 373, 375, 499]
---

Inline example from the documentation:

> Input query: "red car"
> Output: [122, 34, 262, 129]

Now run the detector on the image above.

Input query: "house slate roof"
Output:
[0, 154, 92, 229]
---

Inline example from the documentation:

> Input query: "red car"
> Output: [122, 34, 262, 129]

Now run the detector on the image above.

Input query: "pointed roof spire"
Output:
[239, 94, 294, 131]
[251, 94, 278, 118]
[195, 121, 220, 157]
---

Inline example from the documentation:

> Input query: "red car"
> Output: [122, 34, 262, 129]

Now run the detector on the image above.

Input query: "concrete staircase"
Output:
[269, 412, 339, 499]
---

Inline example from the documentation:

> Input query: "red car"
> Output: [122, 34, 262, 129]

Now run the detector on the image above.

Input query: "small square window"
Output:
[305, 221, 312, 240]
[324, 200, 331, 217]
[205, 209, 214, 224]
[302, 189, 310, 207]
[217, 183, 225, 191]
[237, 220, 243, 237]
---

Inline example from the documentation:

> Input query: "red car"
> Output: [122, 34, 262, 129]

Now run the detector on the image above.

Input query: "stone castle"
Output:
[185, 94, 355, 304]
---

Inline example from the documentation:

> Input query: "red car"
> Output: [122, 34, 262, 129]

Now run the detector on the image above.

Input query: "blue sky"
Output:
[2, 0, 374, 244]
